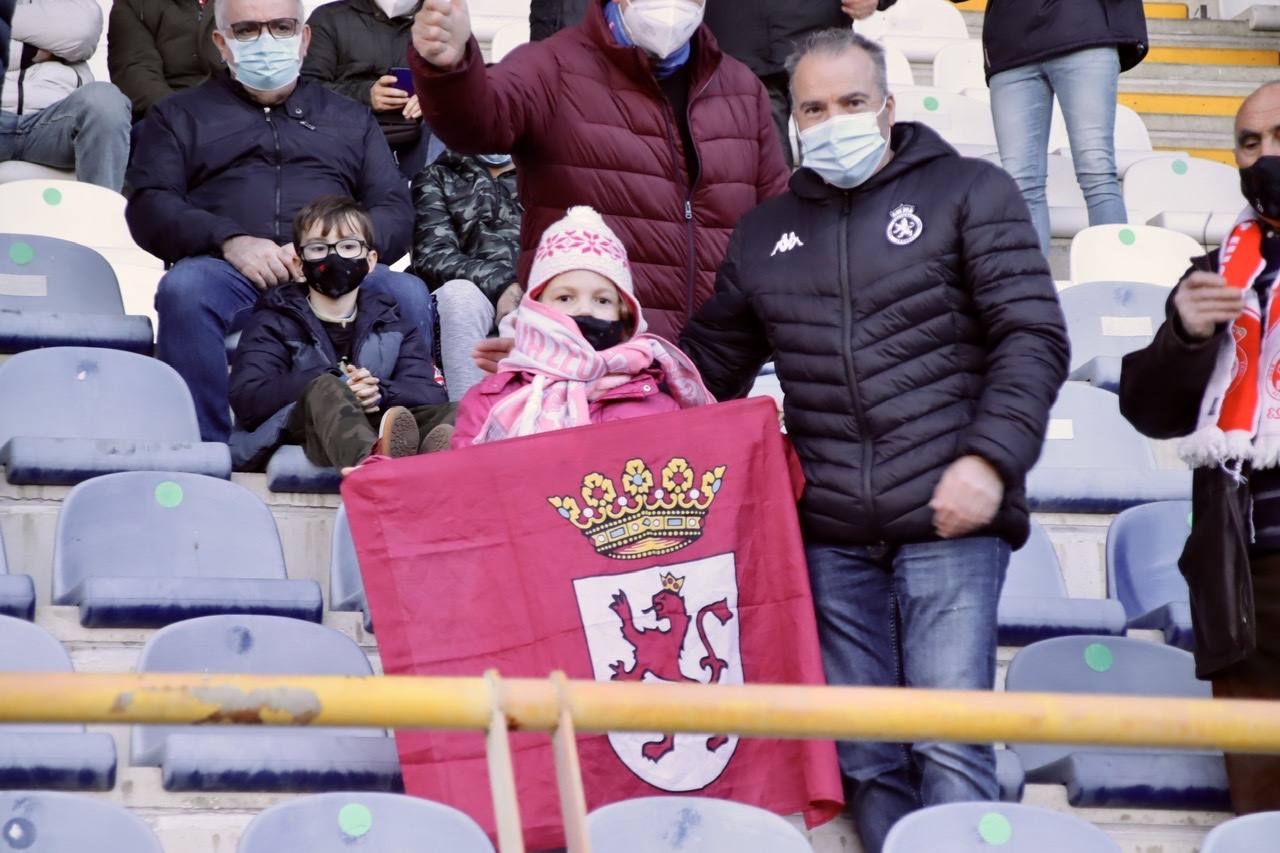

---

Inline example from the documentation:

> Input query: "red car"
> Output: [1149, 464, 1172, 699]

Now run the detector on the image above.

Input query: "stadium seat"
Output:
[873, 0, 971, 64]
[1049, 104, 1161, 176]
[587, 796, 812, 852]
[331, 506, 372, 632]
[1045, 154, 1089, 239]
[882, 802, 1122, 852]
[893, 87, 996, 155]
[489, 20, 530, 62]
[1123, 155, 1247, 245]
[0, 234, 153, 354]
[52, 472, 322, 628]
[883, 43, 915, 88]
[998, 520, 1126, 646]
[237, 792, 494, 852]
[265, 445, 343, 494]
[1026, 383, 1190, 513]
[1106, 501, 1194, 650]
[0, 347, 231, 485]
[1218, 0, 1280, 19]
[0, 616, 117, 790]
[132, 615, 402, 792]
[1201, 811, 1280, 852]
[0, 791, 162, 851]
[1005, 636, 1228, 810]
[0, 161, 74, 184]
[1068, 224, 1204, 289]
[1059, 282, 1169, 392]
[930, 40, 985, 96]
[0, 528, 34, 621]
[996, 749, 1025, 803]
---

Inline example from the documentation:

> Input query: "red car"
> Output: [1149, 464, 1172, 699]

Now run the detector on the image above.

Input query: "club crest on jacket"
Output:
[887, 203, 924, 246]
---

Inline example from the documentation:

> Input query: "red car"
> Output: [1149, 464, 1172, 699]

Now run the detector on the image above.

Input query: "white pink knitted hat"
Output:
[527, 206, 637, 316]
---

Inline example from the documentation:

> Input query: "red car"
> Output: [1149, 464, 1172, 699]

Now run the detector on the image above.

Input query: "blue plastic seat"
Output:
[331, 506, 371, 632]
[1005, 636, 1228, 810]
[1200, 811, 1280, 852]
[0, 234, 153, 355]
[882, 802, 1121, 852]
[132, 615, 401, 792]
[996, 749, 1025, 803]
[1026, 383, 1190, 513]
[1107, 501, 1194, 650]
[237, 792, 494, 852]
[0, 528, 34, 621]
[587, 796, 812, 852]
[998, 520, 1126, 645]
[52, 472, 322, 628]
[0, 791, 162, 851]
[1060, 282, 1168, 393]
[0, 347, 231, 485]
[0, 616, 117, 790]
[265, 445, 342, 494]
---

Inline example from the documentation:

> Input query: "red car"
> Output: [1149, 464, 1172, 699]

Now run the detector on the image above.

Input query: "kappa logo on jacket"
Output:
[887, 204, 924, 246]
[770, 231, 805, 256]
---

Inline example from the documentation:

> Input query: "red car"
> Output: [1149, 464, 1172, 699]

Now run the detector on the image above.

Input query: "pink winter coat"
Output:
[451, 368, 681, 449]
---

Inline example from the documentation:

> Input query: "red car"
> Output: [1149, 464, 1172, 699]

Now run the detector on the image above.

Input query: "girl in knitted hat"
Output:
[452, 206, 711, 446]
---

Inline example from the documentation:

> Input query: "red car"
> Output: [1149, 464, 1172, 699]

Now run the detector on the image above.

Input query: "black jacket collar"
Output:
[790, 122, 958, 204]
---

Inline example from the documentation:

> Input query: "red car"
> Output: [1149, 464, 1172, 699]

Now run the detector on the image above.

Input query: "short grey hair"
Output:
[785, 29, 889, 101]
[214, 0, 306, 31]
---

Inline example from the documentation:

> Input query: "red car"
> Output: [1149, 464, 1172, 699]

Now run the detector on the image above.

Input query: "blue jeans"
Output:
[0, 82, 131, 190]
[155, 256, 436, 442]
[990, 46, 1127, 255]
[804, 537, 1010, 853]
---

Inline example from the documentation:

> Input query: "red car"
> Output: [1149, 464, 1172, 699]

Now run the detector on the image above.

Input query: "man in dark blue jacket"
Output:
[125, 0, 433, 444]
[0, 0, 13, 99]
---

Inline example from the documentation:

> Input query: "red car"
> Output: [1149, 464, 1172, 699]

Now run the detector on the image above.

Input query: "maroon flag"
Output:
[342, 397, 844, 849]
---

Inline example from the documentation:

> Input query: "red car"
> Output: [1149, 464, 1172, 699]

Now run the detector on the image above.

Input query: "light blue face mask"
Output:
[798, 101, 889, 190]
[476, 153, 513, 167]
[227, 32, 303, 92]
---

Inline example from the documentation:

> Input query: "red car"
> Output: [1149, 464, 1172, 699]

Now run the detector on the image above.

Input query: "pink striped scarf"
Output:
[471, 297, 712, 444]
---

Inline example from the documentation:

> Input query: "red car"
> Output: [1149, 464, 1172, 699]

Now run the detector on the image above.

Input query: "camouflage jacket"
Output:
[410, 151, 522, 304]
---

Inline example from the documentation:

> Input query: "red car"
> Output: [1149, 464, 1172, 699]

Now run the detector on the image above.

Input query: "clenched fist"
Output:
[930, 455, 1004, 540]
[413, 0, 471, 69]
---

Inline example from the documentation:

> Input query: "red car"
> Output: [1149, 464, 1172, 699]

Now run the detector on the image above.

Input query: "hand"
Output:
[472, 336, 514, 373]
[282, 242, 305, 282]
[413, 0, 471, 70]
[345, 365, 383, 412]
[842, 0, 879, 20]
[929, 455, 1004, 540]
[494, 283, 522, 324]
[222, 236, 296, 290]
[370, 75, 410, 112]
[403, 94, 422, 120]
[1173, 271, 1245, 341]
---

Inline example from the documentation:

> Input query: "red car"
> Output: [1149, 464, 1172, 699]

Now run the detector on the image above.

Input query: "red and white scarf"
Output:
[471, 297, 712, 444]
[1180, 217, 1280, 470]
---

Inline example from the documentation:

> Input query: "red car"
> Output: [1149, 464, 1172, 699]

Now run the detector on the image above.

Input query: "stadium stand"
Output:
[52, 472, 322, 628]
[882, 801, 1122, 853]
[1200, 811, 1280, 852]
[863, 0, 970, 63]
[0, 234, 152, 355]
[0, 347, 231, 485]
[1106, 500, 1194, 650]
[1005, 636, 1229, 811]
[1046, 104, 1165, 175]
[238, 792, 495, 852]
[997, 519, 1126, 646]
[330, 505, 372, 632]
[892, 86, 997, 156]
[587, 796, 813, 852]
[0, 161, 74, 184]
[132, 615, 401, 793]
[1059, 281, 1169, 391]
[1123, 155, 1247, 245]
[0, 528, 33, 621]
[0, 616, 117, 790]
[929, 40, 985, 96]
[489, 20, 530, 63]
[0, 791, 162, 851]
[264, 445, 343, 494]
[1067, 224, 1203, 289]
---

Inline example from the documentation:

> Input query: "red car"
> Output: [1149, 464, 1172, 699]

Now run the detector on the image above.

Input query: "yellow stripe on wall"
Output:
[1120, 91, 1244, 117]
[1146, 46, 1280, 67]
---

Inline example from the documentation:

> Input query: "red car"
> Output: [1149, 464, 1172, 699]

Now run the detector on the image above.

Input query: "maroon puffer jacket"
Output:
[410, 0, 789, 340]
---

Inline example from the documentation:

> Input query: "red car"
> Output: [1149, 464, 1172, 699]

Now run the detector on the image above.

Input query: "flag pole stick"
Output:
[485, 670, 526, 853]
[550, 671, 591, 853]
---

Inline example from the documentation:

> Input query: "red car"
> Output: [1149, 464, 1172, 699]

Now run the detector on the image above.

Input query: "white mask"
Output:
[374, 0, 418, 18]
[798, 103, 889, 190]
[620, 0, 704, 60]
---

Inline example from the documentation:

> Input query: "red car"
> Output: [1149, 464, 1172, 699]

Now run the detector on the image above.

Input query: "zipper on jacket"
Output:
[838, 192, 877, 531]
[679, 73, 714, 320]
[659, 108, 694, 318]
[264, 106, 284, 243]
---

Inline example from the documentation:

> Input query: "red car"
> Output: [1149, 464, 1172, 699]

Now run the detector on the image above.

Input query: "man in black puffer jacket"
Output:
[681, 30, 1069, 852]
[0, 0, 15, 101]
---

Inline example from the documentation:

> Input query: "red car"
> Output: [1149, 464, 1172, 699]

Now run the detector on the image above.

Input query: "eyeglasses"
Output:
[226, 18, 300, 42]
[300, 239, 369, 261]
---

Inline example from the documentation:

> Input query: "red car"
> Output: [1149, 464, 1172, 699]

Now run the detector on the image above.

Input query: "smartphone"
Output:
[390, 67, 415, 95]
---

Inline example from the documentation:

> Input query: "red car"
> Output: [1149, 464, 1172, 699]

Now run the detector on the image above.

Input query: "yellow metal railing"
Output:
[2, 672, 1278, 851]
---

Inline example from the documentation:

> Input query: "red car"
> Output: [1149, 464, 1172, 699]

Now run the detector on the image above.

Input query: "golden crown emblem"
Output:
[548, 457, 727, 560]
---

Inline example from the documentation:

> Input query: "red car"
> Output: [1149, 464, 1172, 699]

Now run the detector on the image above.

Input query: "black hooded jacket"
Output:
[681, 122, 1070, 548]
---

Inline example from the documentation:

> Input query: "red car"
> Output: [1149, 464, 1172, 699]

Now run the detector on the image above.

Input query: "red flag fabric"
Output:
[342, 397, 844, 849]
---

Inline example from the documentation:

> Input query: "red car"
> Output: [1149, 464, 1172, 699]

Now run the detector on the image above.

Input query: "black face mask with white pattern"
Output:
[572, 314, 627, 350]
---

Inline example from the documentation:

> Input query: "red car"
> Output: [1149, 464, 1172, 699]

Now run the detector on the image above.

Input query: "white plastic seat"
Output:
[1045, 154, 1089, 239]
[489, 20, 531, 62]
[871, 0, 970, 63]
[931, 40, 985, 95]
[1069, 224, 1204, 287]
[1123, 155, 1247, 245]
[1051, 104, 1158, 176]
[883, 43, 915, 88]
[893, 86, 995, 149]
[1218, 0, 1280, 18]
[0, 161, 75, 184]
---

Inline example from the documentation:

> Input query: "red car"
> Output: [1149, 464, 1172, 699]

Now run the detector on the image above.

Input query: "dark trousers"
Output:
[1212, 551, 1280, 813]
[760, 70, 794, 168]
[285, 374, 456, 470]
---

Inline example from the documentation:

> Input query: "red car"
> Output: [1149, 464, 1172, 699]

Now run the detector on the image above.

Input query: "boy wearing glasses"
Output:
[229, 196, 455, 475]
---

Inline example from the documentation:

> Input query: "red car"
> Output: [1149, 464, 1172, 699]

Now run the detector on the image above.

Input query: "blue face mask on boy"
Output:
[227, 33, 304, 92]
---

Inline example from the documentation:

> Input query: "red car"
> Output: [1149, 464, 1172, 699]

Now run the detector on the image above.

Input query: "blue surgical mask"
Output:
[799, 102, 889, 190]
[476, 153, 513, 167]
[227, 33, 303, 92]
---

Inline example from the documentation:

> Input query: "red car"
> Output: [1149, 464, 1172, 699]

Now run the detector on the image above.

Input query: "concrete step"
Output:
[957, 0, 1194, 21]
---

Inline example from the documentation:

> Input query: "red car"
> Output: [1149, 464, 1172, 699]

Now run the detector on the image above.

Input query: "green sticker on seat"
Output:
[977, 812, 1012, 845]
[1187, 512, 1193, 529]
[7, 242, 33, 266]
[42, 187, 62, 206]
[1084, 642, 1114, 673]
[923, 96, 940, 111]
[1118, 228, 1136, 246]
[154, 481, 184, 508]
[1172, 160, 1189, 176]
[338, 803, 372, 838]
